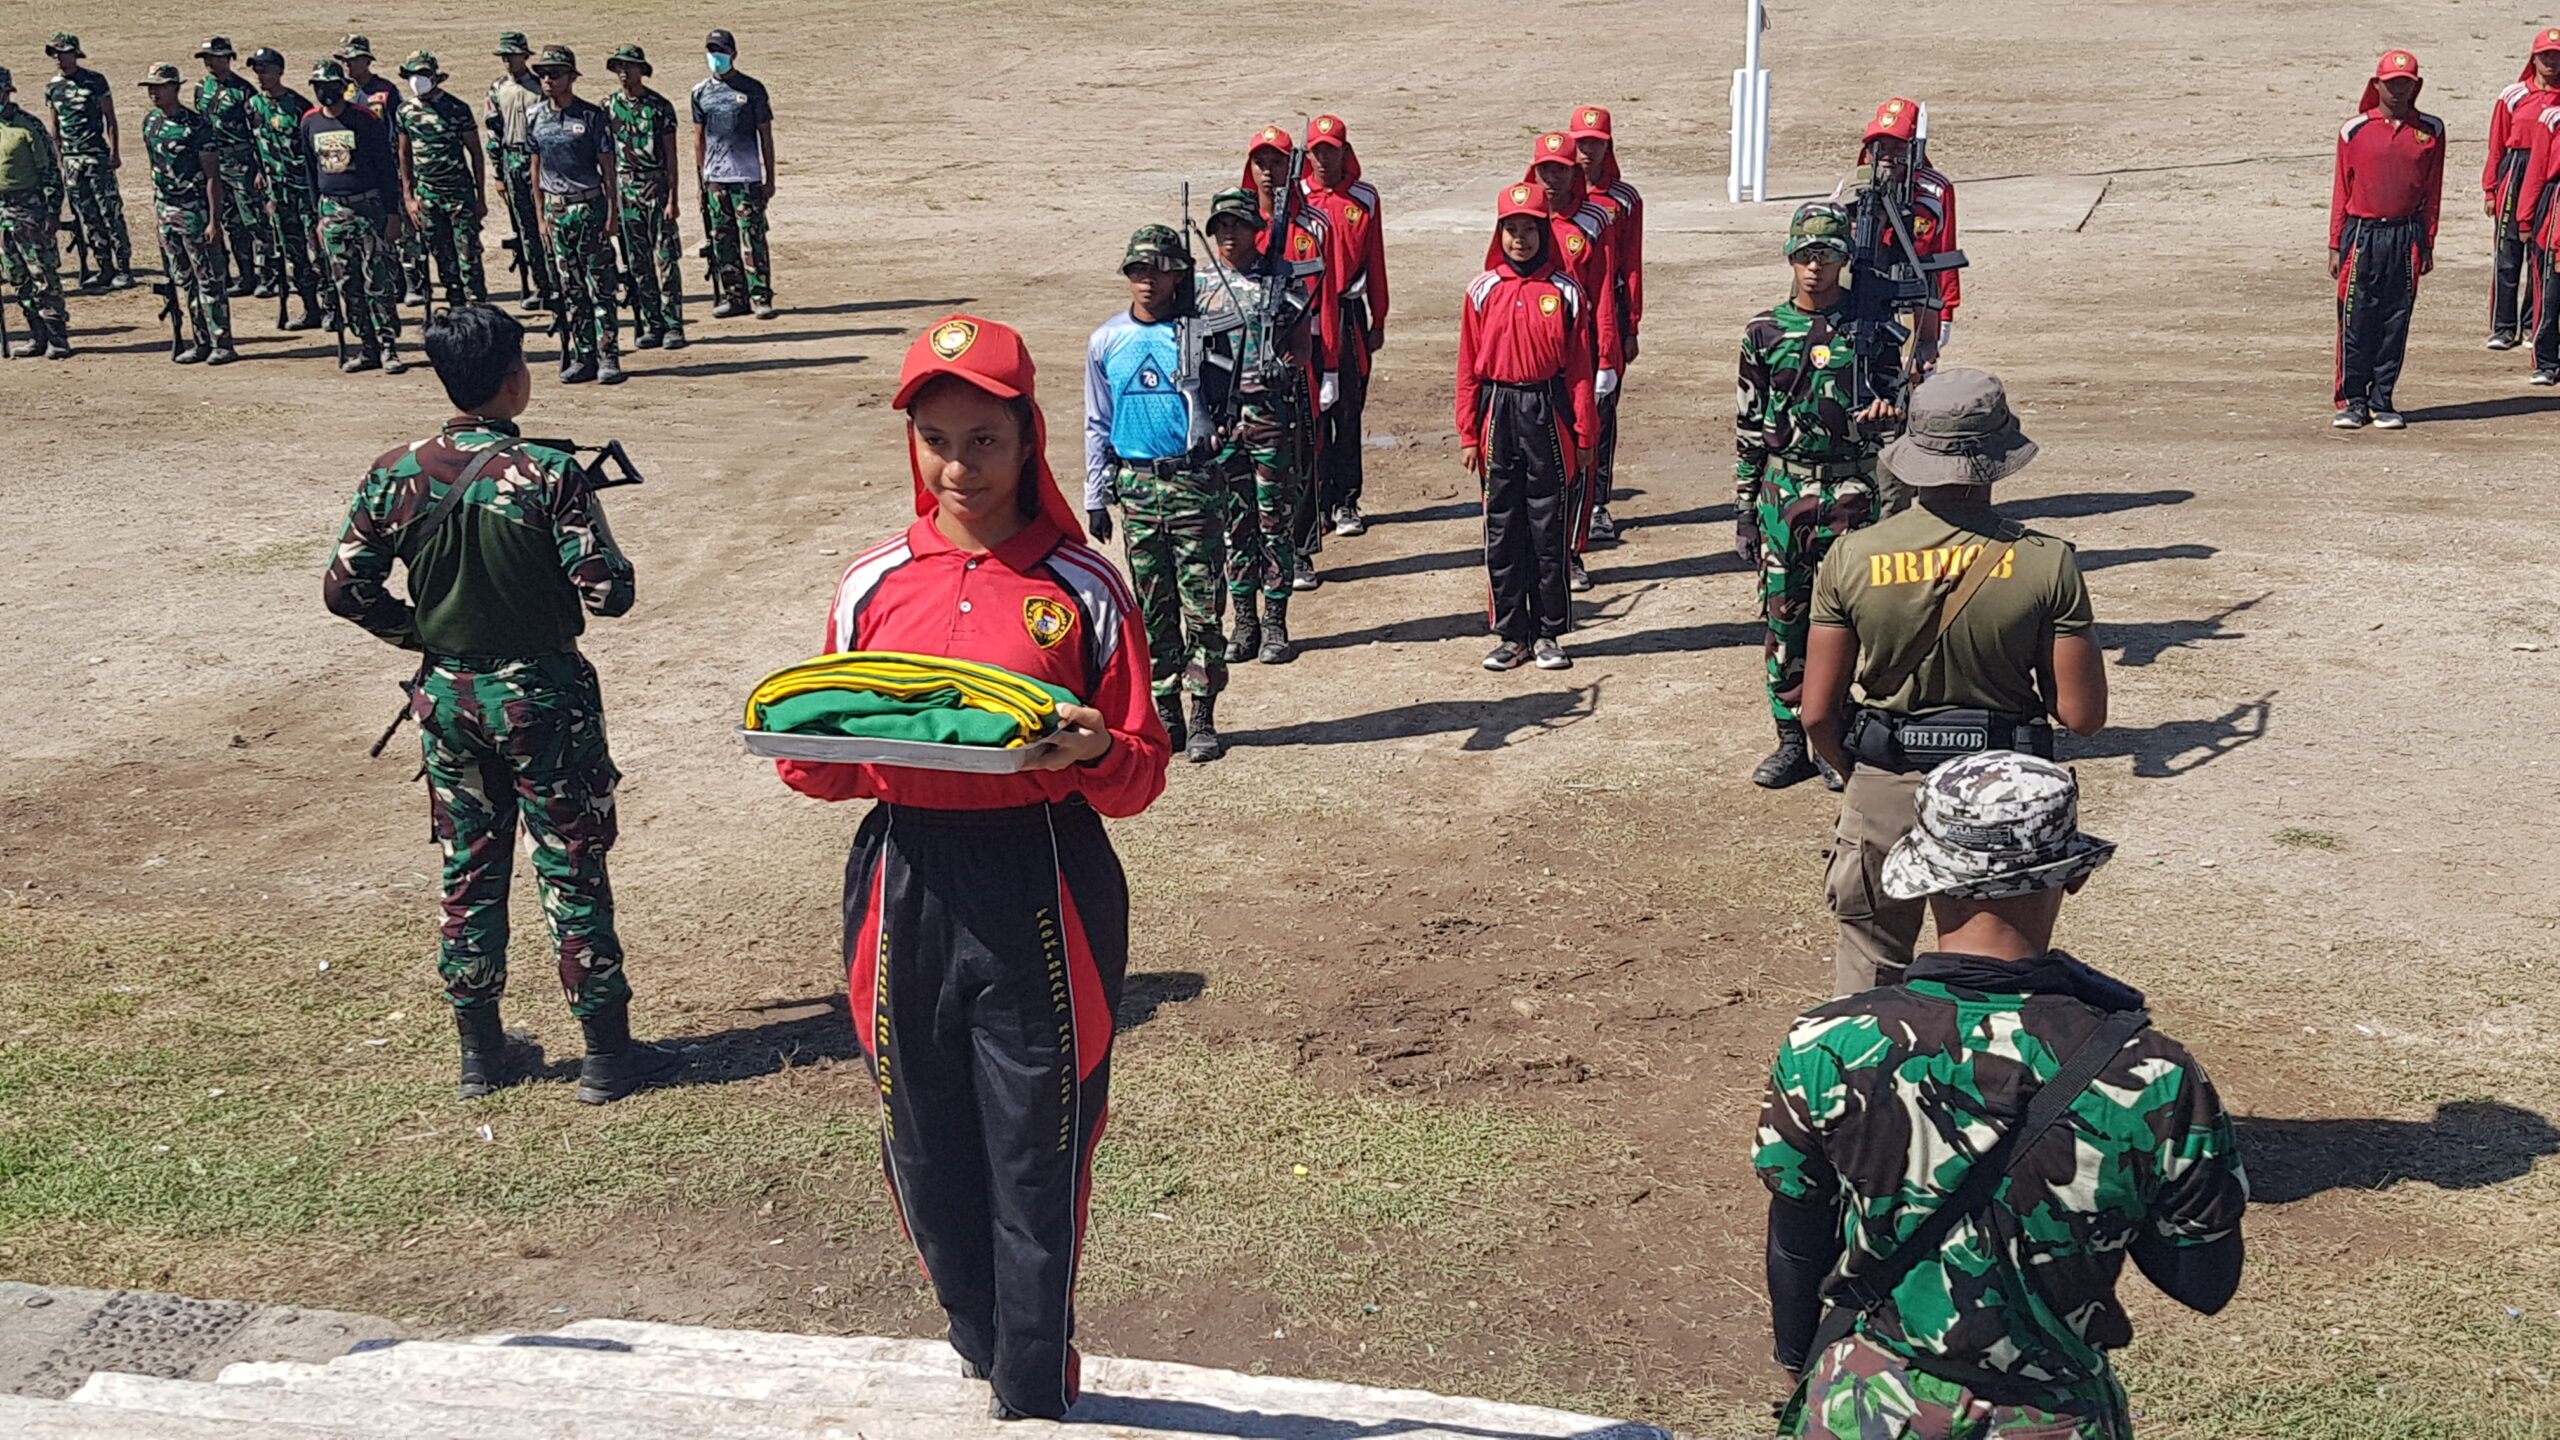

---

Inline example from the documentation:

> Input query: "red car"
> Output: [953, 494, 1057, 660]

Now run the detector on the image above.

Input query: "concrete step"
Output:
[0, 1390, 368, 1439]
[74, 1368, 900, 1440]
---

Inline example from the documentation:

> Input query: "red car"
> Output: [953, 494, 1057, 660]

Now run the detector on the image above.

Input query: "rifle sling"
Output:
[1857, 530, 2018, 707]
[1802, 1005, 2151, 1368]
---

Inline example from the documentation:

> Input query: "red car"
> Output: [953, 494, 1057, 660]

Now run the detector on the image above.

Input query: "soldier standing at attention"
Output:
[2329, 49, 2442, 430]
[527, 46, 623, 385]
[302, 59, 407, 375]
[191, 37, 266, 297]
[1756, 753, 2246, 1439]
[140, 61, 236, 366]
[336, 35, 429, 306]
[1242, 124, 1337, 589]
[605, 45, 686, 352]
[1859, 99, 1959, 365]
[1298, 114, 1387, 538]
[395, 52, 488, 312]
[1197, 186, 1317, 665]
[486, 33, 557, 313]
[1567, 105, 1641, 544]
[1086, 225, 1225, 763]
[0, 68, 71, 359]
[691, 29, 776, 319]
[43, 35, 135, 291]
[244, 49, 324, 332]
[1797, 369, 2107, 994]
[1736, 202, 1899, 789]
[2483, 31, 2560, 351]
[324, 303, 672, 1107]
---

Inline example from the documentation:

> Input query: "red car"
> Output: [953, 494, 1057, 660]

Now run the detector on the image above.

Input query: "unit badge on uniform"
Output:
[1539, 293, 1560, 316]
[929, 319, 978, 359]
[1346, 203, 1366, 224]
[1292, 233, 1315, 258]
[1811, 343, 1834, 368]
[1566, 233, 1587, 257]
[1023, 596, 1075, 650]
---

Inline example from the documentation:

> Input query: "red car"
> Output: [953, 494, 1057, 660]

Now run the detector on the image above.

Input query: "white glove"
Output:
[1595, 367, 1620, 398]
[1319, 372, 1339, 411]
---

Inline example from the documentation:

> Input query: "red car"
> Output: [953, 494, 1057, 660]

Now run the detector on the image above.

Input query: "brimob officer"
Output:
[139, 61, 237, 365]
[2328, 49, 2442, 428]
[44, 34, 136, 290]
[527, 45, 625, 385]
[244, 48, 325, 331]
[0, 66, 72, 358]
[485, 32, 559, 312]
[1798, 369, 2107, 994]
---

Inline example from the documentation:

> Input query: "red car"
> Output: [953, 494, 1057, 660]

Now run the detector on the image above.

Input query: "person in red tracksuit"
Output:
[1242, 123, 1340, 586]
[1299, 113, 1388, 539]
[2328, 50, 2443, 430]
[2483, 30, 2560, 350]
[2508, 83, 2560, 381]
[1510, 131, 1619, 593]
[1459, 183, 1599, 675]
[1568, 104, 1641, 546]
[1859, 97, 1959, 364]
[774, 315, 1170, 1422]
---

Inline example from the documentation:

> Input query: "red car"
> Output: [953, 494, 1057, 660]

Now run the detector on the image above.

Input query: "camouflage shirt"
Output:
[395, 89, 479, 199]
[606, 87, 678, 195]
[324, 418, 636, 658]
[246, 88, 315, 192]
[192, 72, 258, 149]
[1195, 265, 1316, 413]
[44, 67, 114, 159]
[1754, 952, 2248, 1392]
[0, 104, 59, 202]
[1734, 295, 1895, 500]
[142, 106, 218, 214]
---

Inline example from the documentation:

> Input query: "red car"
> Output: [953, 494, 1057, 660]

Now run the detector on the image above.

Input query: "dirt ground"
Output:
[6, 1, 2560, 1435]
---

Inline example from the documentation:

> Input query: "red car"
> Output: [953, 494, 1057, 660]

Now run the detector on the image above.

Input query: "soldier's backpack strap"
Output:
[1857, 527, 2019, 706]
[404, 438, 528, 560]
[1800, 1005, 2151, 1369]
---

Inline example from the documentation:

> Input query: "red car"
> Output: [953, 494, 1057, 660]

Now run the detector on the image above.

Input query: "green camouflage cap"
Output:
[335, 34, 374, 61]
[0, 68, 13, 93]
[606, 43, 652, 74]
[397, 50, 444, 79]
[1881, 751, 2116, 901]
[1205, 187, 1263, 231]
[309, 58, 350, 87]
[45, 34, 83, 58]
[1121, 224, 1191, 274]
[495, 32, 533, 58]
[138, 62, 184, 87]
[531, 44, 578, 74]
[1784, 201, 1851, 259]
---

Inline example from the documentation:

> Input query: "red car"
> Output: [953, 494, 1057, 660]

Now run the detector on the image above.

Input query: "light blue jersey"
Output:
[1083, 309, 1209, 508]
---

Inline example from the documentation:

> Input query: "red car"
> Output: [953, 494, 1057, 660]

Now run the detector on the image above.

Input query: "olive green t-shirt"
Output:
[1810, 497, 2093, 717]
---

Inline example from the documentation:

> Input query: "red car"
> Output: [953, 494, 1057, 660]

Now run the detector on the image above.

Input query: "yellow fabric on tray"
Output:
[742, 651, 1068, 749]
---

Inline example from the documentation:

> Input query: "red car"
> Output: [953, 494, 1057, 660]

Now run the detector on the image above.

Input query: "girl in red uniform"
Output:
[776, 315, 1169, 1420]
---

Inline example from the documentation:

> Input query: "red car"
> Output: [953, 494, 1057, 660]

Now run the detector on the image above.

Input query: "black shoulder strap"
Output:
[1805, 1005, 2150, 1363]
[403, 439, 526, 561]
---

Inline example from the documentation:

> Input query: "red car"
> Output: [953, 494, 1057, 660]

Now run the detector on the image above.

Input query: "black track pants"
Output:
[2335, 215, 2422, 411]
[1478, 381, 1574, 643]
[2494, 148, 2531, 338]
[1318, 301, 1372, 514]
[843, 800, 1127, 1420]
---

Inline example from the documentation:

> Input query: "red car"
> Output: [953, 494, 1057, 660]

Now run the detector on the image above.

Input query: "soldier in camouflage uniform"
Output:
[1756, 751, 2249, 1439]
[323, 303, 673, 1106]
[244, 49, 323, 331]
[394, 52, 489, 311]
[301, 59, 407, 374]
[42, 34, 135, 290]
[0, 68, 72, 358]
[485, 33, 558, 313]
[605, 45, 686, 351]
[1736, 202, 1899, 790]
[191, 38, 267, 297]
[526, 46, 624, 384]
[1196, 187, 1314, 665]
[139, 63, 236, 364]
[1085, 225, 1226, 762]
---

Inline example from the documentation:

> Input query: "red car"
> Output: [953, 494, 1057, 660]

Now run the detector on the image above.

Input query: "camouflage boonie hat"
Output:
[309, 59, 350, 87]
[398, 50, 444, 79]
[1121, 223, 1190, 274]
[1881, 752, 2116, 901]
[606, 44, 652, 75]
[138, 62, 185, 87]
[45, 34, 83, 58]
[495, 32, 533, 58]
[195, 36, 237, 60]
[1205, 187, 1262, 231]
[1785, 201, 1851, 260]
[531, 44, 578, 74]
[0, 68, 13, 93]
[336, 35, 374, 61]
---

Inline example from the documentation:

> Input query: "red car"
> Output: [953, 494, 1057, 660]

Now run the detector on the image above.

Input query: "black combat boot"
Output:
[1155, 692, 1185, 752]
[286, 294, 321, 332]
[1814, 747, 1845, 793]
[575, 1001, 682, 1106]
[43, 318, 71, 360]
[1752, 717, 1820, 789]
[1225, 593, 1261, 663]
[596, 353, 626, 385]
[1185, 694, 1224, 764]
[455, 1004, 507, 1100]
[1257, 596, 1294, 665]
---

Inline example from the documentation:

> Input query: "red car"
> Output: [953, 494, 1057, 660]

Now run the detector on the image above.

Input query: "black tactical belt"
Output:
[1482, 377, 1564, 395]
[1850, 707, 2053, 773]
[543, 184, 608, 205]
[1768, 456, 1873, 480]
[1112, 452, 1207, 478]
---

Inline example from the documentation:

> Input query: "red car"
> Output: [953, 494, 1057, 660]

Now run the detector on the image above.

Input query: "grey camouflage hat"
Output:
[1121, 224, 1191, 274]
[1880, 367, 2039, 488]
[1880, 751, 2116, 901]
[1784, 201, 1850, 259]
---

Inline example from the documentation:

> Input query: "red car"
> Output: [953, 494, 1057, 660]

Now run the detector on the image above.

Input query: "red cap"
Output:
[1865, 96, 1918, 142]
[1566, 104, 1613, 141]
[2374, 49, 2419, 81]
[1247, 123, 1293, 157]
[2537, 28, 2560, 56]
[1532, 130, 1577, 169]
[893, 315, 1079, 538]
[1497, 182, 1551, 221]
[1307, 113, 1348, 149]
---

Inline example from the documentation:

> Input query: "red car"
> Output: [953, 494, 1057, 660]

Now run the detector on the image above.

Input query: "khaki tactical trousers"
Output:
[1826, 767, 1928, 995]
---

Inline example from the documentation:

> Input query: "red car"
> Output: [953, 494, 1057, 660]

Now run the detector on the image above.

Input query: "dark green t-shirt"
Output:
[1810, 497, 2092, 717]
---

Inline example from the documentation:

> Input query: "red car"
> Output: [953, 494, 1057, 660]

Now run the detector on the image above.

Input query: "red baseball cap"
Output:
[2536, 28, 2560, 56]
[1567, 105, 1613, 141]
[2373, 49, 2419, 80]
[894, 315, 1032, 410]
[1865, 96, 1919, 142]
[1307, 114, 1349, 149]
[1531, 130, 1577, 169]
[1498, 182, 1552, 221]
[1247, 123, 1293, 157]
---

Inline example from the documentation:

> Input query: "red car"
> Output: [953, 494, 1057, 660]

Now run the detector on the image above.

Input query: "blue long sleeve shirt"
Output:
[1083, 309, 1210, 509]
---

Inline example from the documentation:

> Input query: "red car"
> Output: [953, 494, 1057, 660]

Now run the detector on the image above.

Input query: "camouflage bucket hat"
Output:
[309, 59, 350, 87]
[1121, 224, 1191, 274]
[138, 62, 185, 87]
[1205, 187, 1263, 231]
[1881, 751, 2116, 902]
[195, 37, 237, 60]
[0, 68, 13, 93]
[46, 34, 83, 58]
[606, 44, 652, 75]
[495, 32, 533, 58]
[531, 44, 578, 74]
[398, 50, 444, 80]
[336, 35, 375, 61]
[1880, 367, 2039, 488]
[1785, 201, 1851, 259]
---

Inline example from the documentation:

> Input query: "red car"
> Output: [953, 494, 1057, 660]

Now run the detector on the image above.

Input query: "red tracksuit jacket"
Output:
[1485, 186, 1622, 372]
[2331, 107, 2446, 254]
[1455, 256, 1602, 450]
[1300, 171, 1388, 348]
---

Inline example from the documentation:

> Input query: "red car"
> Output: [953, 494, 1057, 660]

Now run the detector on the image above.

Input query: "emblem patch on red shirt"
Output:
[1024, 596, 1075, 650]
[1565, 232, 1587, 256]
[1539, 293, 1560, 316]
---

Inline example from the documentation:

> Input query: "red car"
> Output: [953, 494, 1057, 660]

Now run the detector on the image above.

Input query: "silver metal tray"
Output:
[737, 726, 1035, 774]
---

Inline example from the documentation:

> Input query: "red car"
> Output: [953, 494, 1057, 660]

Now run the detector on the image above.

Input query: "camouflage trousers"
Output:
[493, 149, 557, 303]
[1757, 459, 1876, 722]
[262, 179, 325, 301]
[61, 152, 132, 273]
[1116, 461, 1227, 702]
[414, 652, 629, 1018]
[0, 190, 67, 330]
[213, 144, 268, 286]
[315, 192, 401, 353]
[1216, 399, 1297, 602]
[154, 206, 233, 349]
[702, 180, 771, 304]
[544, 192, 620, 363]
[615, 179, 685, 338]
[1783, 1336, 2131, 1440]
[414, 189, 487, 306]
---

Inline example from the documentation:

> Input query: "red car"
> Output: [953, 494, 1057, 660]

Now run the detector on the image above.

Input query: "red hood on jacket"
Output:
[1241, 122, 1298, 198]
[893, 315, 1079, 539]
[2523, 29, 2560, 83]
[2361, 49, 2423, 112]
[1566, 105, 1621, 185]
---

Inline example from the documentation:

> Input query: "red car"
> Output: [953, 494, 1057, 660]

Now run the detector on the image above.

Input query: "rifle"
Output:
[149, 243, 185, 359]
[261, 192, 291, 330]
[1839, 102, 1967, 420]
[60, 198, 92, 289]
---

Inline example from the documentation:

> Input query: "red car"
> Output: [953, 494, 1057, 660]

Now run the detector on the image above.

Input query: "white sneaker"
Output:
[2370, 410, 2405, 429]
[1532, 638, 1572, 670]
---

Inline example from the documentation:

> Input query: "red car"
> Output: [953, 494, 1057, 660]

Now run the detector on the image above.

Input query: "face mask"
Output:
[407, 75, 434, 96]
[708, 52, 733, 76]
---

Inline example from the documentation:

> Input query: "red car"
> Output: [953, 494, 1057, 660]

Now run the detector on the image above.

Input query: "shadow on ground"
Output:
[2062, 692, 2272, 778]
[2236, 1101, 2560, 1204]
[1229, 685, 1599, 751]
